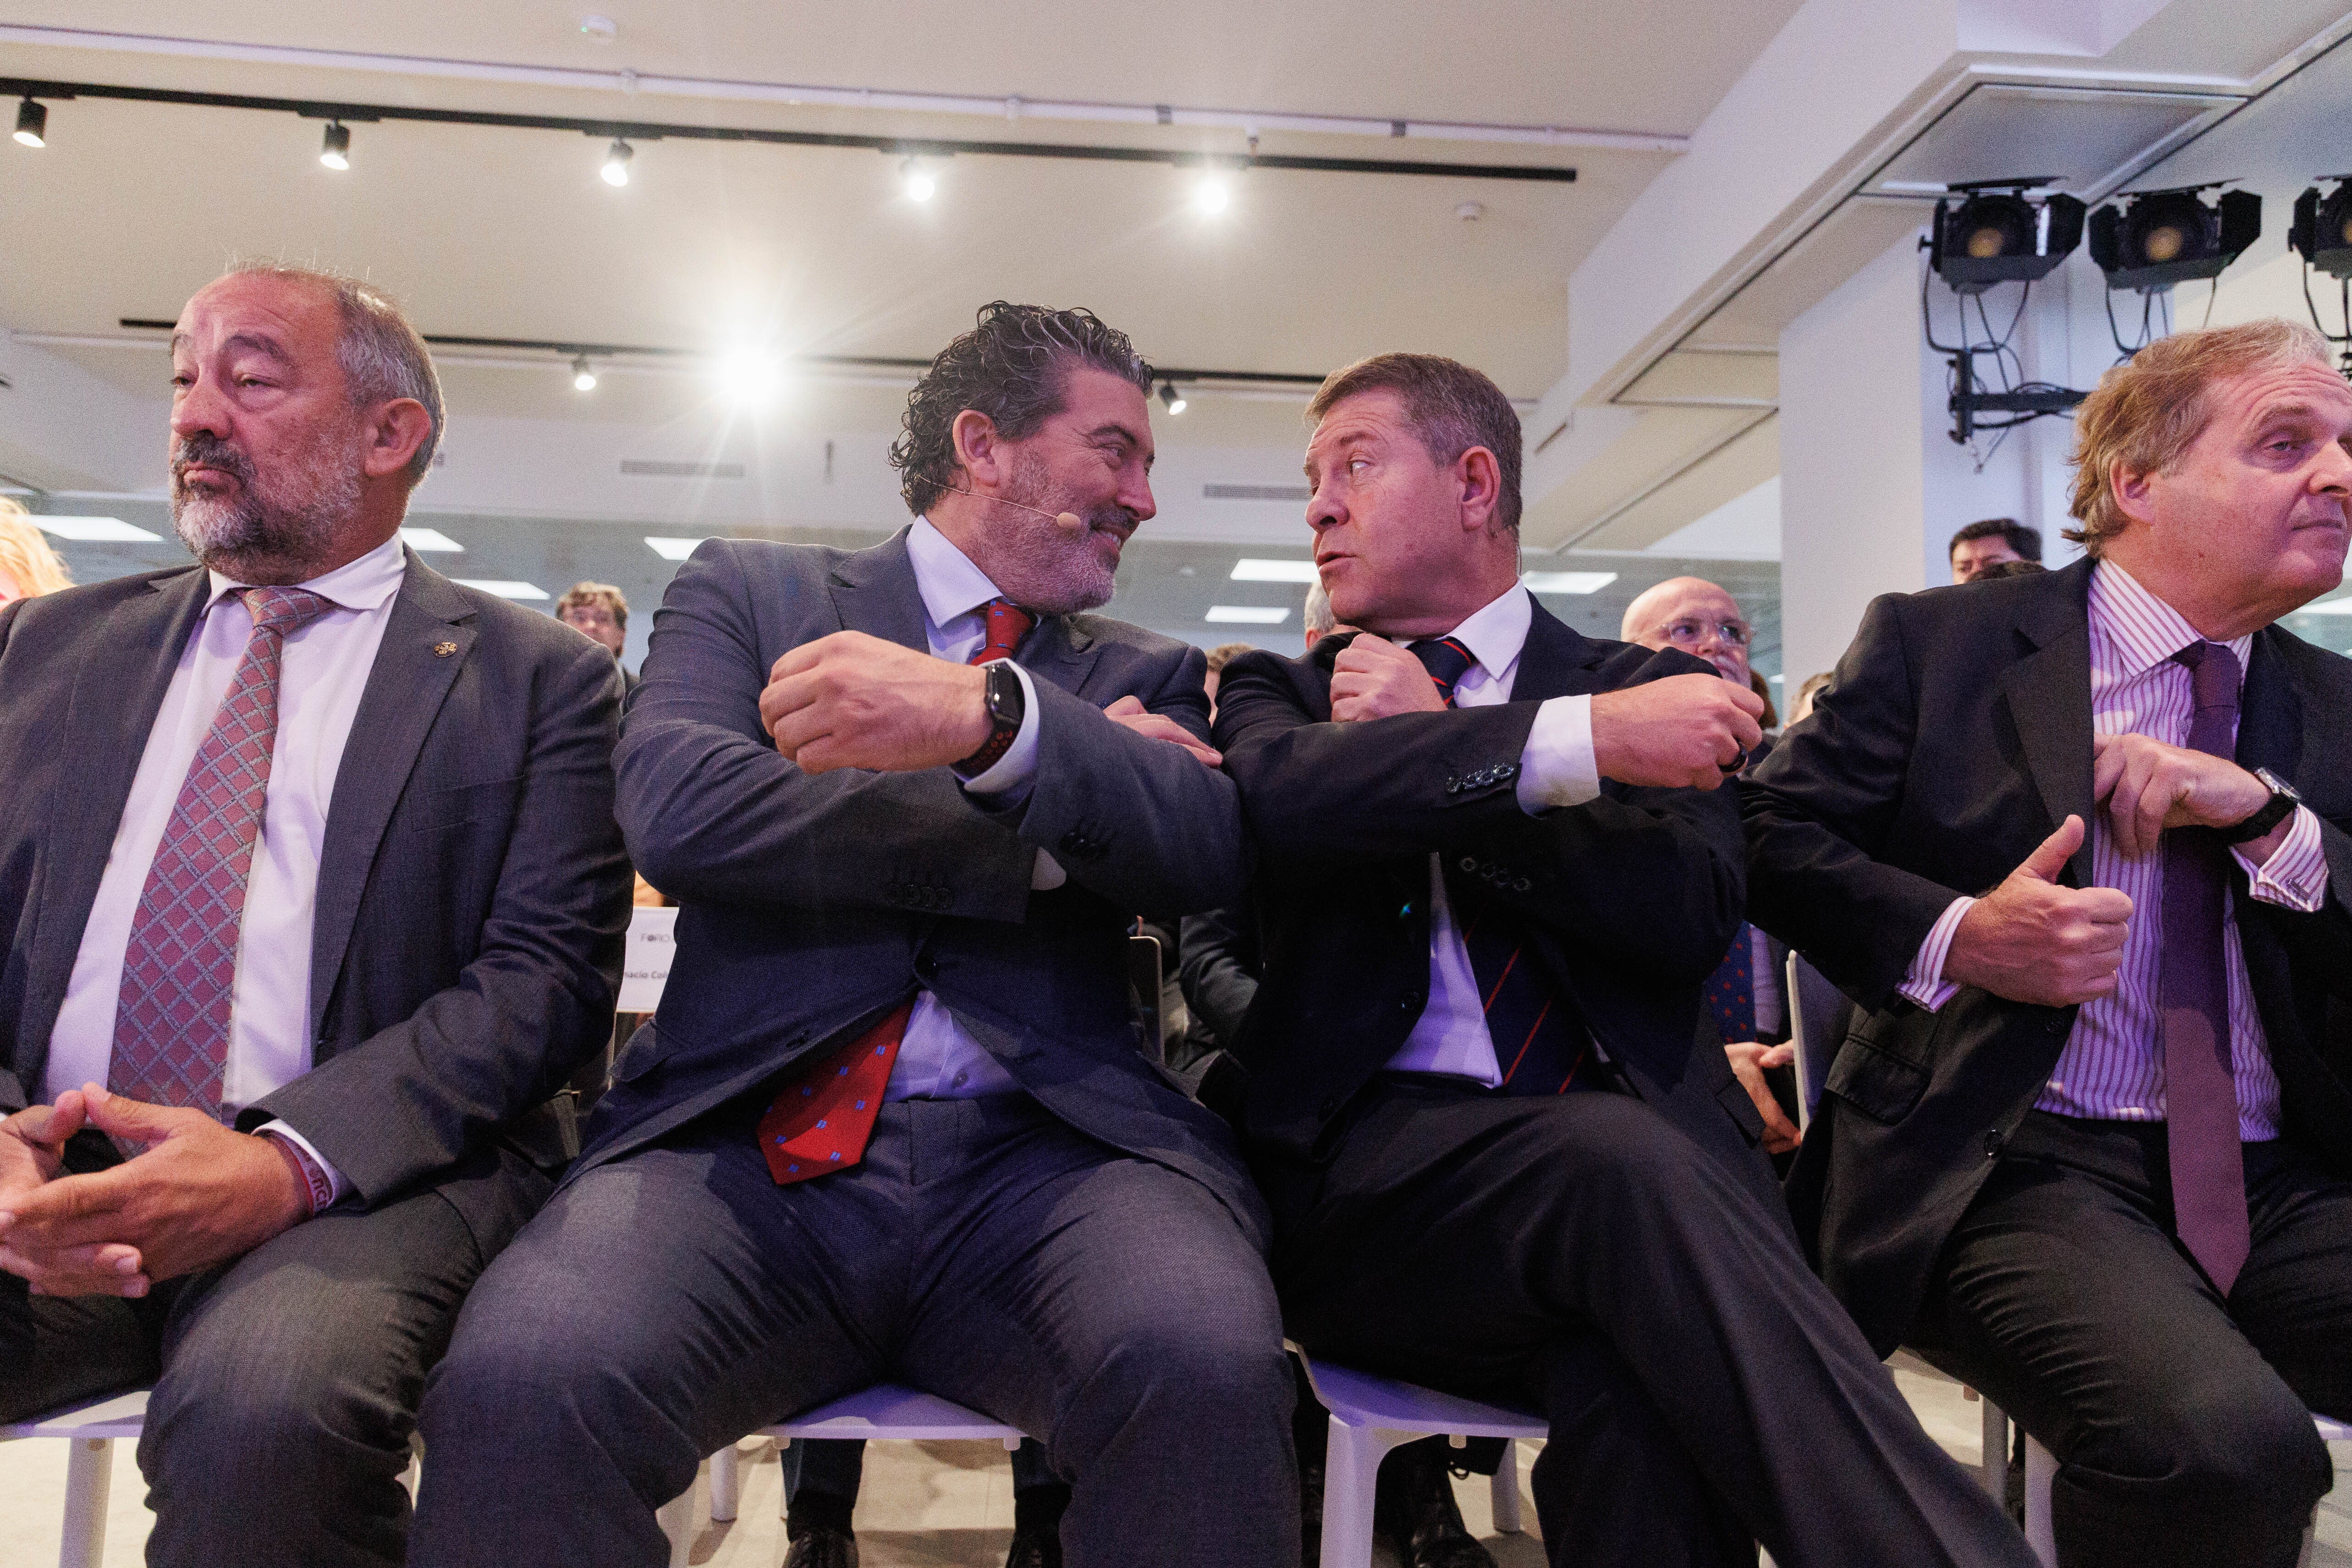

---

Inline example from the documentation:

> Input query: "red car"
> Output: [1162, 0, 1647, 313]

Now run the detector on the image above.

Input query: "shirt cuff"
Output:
[1896, 896, 1975, 1012]
[958, 660, 1041, 798]
[2235, 804, 2328, 913]
[1515, 695, 1601, 813]
[258, 1121, 346, 1214]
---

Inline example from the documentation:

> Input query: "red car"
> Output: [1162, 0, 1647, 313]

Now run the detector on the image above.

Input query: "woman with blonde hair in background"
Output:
[0, 498, 72, 605]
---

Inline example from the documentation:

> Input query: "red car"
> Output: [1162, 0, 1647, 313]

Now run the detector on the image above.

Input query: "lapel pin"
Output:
[433, 641, 458, 658]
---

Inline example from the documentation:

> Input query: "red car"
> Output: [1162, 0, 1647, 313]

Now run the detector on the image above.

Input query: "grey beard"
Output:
[170, 437, 364, 578]
[984, 453, 1121, 616]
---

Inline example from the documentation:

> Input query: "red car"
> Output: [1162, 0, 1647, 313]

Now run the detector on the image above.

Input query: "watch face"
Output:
[2259, 768, 2301, 802]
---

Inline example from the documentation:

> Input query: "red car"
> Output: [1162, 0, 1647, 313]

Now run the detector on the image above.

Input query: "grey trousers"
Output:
[0, 1139, 511, 1568]
[412, 1092, 1298, 1568]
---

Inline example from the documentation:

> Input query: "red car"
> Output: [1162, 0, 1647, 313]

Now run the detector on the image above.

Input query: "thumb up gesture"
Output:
[1942, 816, 2134, 1007]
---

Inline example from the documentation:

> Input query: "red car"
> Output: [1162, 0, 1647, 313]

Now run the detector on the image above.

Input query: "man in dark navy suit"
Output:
[1215, 352, 2035, 1568]
[417, 304, 1295, 1568]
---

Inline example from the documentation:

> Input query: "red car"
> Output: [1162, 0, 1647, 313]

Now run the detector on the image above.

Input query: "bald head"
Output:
[1621, 576, 1751, 685]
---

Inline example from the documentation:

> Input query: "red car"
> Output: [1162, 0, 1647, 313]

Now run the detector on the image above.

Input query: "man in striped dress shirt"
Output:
[1746, 318, 2352, 1568]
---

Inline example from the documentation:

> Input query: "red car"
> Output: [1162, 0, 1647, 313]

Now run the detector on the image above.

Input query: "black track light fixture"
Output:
[1158, 382, 1187, 414]
[319, 120, 351, 171]
[12, 97, 45, 148]
[1928, 178, 2086, 294]
[2088, 183, 2260, 293]
[600, 138, 632, 187]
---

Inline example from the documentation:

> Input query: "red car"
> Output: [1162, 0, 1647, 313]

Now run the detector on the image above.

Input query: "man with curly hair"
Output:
[414, 303, 1296, 1568]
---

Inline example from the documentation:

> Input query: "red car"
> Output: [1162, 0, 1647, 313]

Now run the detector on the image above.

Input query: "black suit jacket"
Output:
[589, 531, 1267, 1243]
[1212, 602, 1782, 1220]
[0, 551, 633, 1238]
[1744, 558, 2352, 1352]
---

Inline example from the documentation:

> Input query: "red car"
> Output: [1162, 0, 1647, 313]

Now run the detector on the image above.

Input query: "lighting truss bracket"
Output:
[1945, 347, 2086, 444]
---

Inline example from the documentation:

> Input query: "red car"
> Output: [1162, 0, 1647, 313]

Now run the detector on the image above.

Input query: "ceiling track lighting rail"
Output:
[112, 320, 1335, 390]
[4, 77, 1578, 183]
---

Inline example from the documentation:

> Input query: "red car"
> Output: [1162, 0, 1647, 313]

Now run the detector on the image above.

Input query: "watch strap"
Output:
[2221, 773, 2299, 844]
[952, 661, 1023, 780]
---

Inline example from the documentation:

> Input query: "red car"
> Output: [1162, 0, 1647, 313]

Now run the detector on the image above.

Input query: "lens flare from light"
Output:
[901, 158, 937, 202]
[1194, 175, 1232, 215]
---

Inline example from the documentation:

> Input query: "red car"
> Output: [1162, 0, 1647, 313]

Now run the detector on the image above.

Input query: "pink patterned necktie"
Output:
[109, 585, 335, 1119]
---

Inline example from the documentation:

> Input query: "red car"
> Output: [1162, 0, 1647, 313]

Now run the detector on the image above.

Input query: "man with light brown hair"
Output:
[1748, 318, 2352, 1567]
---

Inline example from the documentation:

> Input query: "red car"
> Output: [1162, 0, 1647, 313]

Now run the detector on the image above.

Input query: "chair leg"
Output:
[709, 1442, 740, 1523]
[655, 1458, 709, 1568]
[1980, 1397, 2009, 1502]
[1319, 1417, 1407, 1568]
[2024, 1435, 2058, 1568]
[58, 1436, 112, 1568]
[1489, 1441, 1523, 1534]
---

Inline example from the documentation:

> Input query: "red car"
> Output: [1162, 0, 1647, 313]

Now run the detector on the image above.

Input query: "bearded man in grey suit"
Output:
[0, 263, 631, 1566]
[415, 303, 1297, 1568]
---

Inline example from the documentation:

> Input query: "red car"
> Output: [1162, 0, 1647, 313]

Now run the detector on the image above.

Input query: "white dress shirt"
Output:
[1899, 561, 2327, 1139]
[883, 518, 1063, 1100]
[1385, 584, 1605, 1082]
[48, 534, 410, 1194]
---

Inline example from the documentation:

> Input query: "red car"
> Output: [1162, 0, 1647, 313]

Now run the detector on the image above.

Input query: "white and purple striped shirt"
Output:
[1901, 561, 2328, 1140]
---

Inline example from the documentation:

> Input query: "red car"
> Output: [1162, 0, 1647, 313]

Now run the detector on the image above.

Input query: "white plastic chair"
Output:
[1291, 1348, 1542, 1568]
[0, 1387, 150, 1568]
[660, 1384, 1024, 1566]
[2022, 1414, 2352, 1567]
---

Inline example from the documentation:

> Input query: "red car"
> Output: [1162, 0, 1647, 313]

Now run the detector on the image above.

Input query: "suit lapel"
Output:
[25, 571, 213, 1037]
[1992, 561, 2097, 886]
[1022, 613, 1105, 699]
[308, 554, 477, 1040]
[1510, 600, 1609, 700]
[826, 529, 929, 651]
[2237, 629, 2305, 784]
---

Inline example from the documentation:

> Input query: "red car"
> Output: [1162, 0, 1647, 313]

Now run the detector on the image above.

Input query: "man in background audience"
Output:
[1949, 517, 2043, 582]
[556, 579, 637, 692]
[0, 263, 629, 1567]
[416, 302, 1295, 1568]
[1621, 576, 1799, 1156]
[0, 497, 72, 605]
[1218, 351, 2036, 1568]
[1747, 319, 2352, 1567]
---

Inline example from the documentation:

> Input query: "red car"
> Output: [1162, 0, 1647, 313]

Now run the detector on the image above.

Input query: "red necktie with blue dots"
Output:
[758, 1001, 913, 1184]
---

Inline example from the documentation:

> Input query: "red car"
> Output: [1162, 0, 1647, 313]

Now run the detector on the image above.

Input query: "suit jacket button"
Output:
[1458, 856, 1477, 873]
[1497, 763, 1518, 780]
[1445, 777, 1461, 793]
[1514, 877, 1533, 893]
[1983, 1128, 2004, 1159]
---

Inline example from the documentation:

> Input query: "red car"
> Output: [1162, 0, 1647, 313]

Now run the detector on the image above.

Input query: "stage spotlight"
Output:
[13, 99, 45, 149]
[600, 138, 633, 187]
[1158, 383, 1187, 414]
[319, 121, 351, 171]
[1929, 179, 2085, 293]
[2290, 178, 2352, 281]
[1194, 173, 1232, 215]
[900, 157, 937, 202]
[2089, 183, 2260, 292]
[716, 349, 781, 404]
[571, 355, 598, 392]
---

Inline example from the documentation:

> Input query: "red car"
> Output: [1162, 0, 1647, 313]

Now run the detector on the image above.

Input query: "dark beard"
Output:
[170, 428, 362, 580]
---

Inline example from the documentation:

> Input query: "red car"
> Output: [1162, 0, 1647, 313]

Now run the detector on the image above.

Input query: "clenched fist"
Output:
[1330, 634, 1451, 723]
[760, 631, 992, 775]
[1944, 816, 2133, 1006]
[1590, 672, 1765, 790]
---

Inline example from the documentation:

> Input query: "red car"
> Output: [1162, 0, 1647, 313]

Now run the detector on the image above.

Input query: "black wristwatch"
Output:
[2221, 766, 2302, 844]
[952, 660, 1026, 780]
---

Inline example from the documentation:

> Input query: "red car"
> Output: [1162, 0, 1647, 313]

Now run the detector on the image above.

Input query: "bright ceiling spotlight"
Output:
[1193, 173, 1232, 215]
[715, 349, 782, 405]
[12, 99, 45, 149]
[1929, 179, 2085, 294]
[571, 354, 598, 392]
[2088, 183, 2260, 293]
[1158, 382, 1187, 414]
[600, 138, 633, 187]
[319, 121, 351, 171]
[900, 157, 937, 202]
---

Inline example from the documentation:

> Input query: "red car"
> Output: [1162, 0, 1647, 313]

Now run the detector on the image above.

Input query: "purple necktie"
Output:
[2163, 640, 2250, 1295]
[110, 586, 335, 1119]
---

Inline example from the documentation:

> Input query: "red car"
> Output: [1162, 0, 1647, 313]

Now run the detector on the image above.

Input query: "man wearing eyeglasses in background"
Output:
[1623, 578, 1802, 1158]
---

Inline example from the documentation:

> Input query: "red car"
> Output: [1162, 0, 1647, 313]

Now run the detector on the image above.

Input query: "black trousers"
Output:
[1909, 1112, 2352, 1568]
[1271, 1077, 2037, 1568]
[0, 1132, 532, 1568]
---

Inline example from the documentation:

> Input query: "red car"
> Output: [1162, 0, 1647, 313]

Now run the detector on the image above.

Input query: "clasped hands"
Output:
[759, 631, 1219, 773]
[1331, 633, 1765, 792]
[1944, 733, 2285, 1007]
[0, 1084, 308, 1298]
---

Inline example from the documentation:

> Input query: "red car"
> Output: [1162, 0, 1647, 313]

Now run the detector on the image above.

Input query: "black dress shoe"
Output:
[1374, 1440, 1497, 1568]
[1004, 1519, 1063, 1568]
[783, 1520, 859, 1568]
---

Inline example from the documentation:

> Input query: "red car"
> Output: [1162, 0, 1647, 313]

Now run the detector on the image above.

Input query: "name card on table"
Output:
[617, 905, 678, 1013]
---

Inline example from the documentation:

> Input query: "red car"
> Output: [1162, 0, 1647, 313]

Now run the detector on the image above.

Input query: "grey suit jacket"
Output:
[0, 550, 633, 1239]
[591, 529, 1267, 1244]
